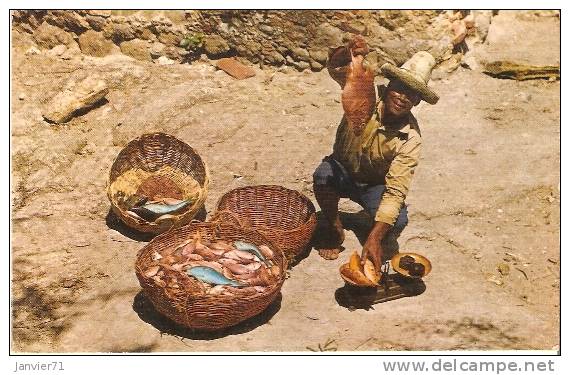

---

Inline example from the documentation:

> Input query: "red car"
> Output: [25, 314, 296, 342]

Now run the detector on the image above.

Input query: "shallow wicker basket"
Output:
[135, 221, 286, 331]
[107, 133, 209, 234]
[212, 185, 317, 263]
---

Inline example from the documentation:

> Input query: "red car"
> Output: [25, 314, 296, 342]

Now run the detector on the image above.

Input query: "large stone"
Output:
[120, 39, 152, 61]
[309, 59, 324, 71]
[86, 10, 112, 18]
[204, 35, 230, 57]
[265, 50, 285, 65]
[309, 48, 328, 64]
[158, 32, 181, 46]
[85, 15, 107, 31]
[79, 30, 115, 57]
[216, 57, 256, 79]
[314, 22, 343, 47]
[137, 28, 157, 42]
[45, 10, 90, 33]
[103, 22, 135, 43]
[33, 21, 74, 49]
[43, 77, 109, 124]
[291, 47, 310, 62]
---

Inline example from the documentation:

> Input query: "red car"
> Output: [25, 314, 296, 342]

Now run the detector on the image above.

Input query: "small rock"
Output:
[156, 56, 175, 65]
[515, 92, 532, 103]
[216, 58, 256, 80]
[497, 208, 503, 213]
[464, 148, 476, 155]
[487, 275, 503, 286]
[62, 279, 79, 288]
[310, 60, 324, 71]
[149, 42, 166, 58]
[203, 35, 230, 57]
[259, 24, 273, 34]
[474, 252, 483, 260]
[293, 60, 311, 71]
[79, 30, 115, 57]
[47, 44, 67, 57]
[497, 263, 510, 276]
[120, 39, 152, 61]
[25, 46, 41, 55]
[42, 76, 109, 124]
[18, 93, 26, 101]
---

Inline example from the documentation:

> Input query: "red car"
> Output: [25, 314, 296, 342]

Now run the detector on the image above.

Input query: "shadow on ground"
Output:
[335, 274, 426, 311]
[105, 205, 208, 242]
[132, 290, 282, 340]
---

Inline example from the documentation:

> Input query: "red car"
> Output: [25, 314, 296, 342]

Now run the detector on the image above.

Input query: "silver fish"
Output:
[234, 241, 270, 266]
[186, 266, 245, 287]
[129, 199, 192, 221]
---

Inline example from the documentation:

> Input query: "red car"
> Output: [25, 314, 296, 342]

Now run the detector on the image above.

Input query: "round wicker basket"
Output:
[107, 133, 209, 234]
[212, 185, 317, 263]
[135, 221, 286, 331]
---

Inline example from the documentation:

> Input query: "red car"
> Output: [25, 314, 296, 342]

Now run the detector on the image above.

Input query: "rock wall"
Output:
[12, 10, 472, 70]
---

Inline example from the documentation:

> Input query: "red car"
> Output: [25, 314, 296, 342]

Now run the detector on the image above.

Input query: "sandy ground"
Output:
[11, 12, 560, 352]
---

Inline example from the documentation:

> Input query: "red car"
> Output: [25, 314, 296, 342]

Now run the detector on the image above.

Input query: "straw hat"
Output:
[380, 51, 439, 105]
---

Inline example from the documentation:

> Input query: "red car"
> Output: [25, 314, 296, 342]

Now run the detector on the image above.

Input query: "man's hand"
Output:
[361, 235, 384, 272]
[360, 221, 391, 272]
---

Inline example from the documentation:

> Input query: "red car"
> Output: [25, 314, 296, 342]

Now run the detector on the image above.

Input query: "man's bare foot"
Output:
[317, 222, 345, 260]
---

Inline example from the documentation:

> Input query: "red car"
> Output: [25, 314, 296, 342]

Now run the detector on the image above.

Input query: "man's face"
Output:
[385, 80, 422, 117]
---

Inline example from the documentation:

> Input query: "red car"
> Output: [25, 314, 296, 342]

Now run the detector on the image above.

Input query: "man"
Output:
[313, 39, 439, 273]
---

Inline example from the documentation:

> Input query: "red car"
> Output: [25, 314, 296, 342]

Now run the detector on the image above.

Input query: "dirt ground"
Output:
[11, 12, 560, 352]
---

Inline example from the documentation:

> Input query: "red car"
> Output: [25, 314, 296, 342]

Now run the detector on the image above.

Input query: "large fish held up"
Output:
[327, 35, 376, 137]
[341, 50, 376, 136]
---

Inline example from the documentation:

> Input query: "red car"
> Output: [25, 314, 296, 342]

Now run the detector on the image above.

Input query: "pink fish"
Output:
[210, 241, 231, 251]
[222, 250, 254, 263]
[342, 51, 376, 136]
[258, 245, 274, 259]
[194, 246, 219, 261]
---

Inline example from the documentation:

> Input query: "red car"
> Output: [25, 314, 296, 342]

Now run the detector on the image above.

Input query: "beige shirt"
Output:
[332, 105, 422, 225]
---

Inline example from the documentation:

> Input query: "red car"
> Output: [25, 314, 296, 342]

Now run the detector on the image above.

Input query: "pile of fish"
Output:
[143, 233, 280, 297]
[123, 175, 194, 223]
[339, 251, 381, 287]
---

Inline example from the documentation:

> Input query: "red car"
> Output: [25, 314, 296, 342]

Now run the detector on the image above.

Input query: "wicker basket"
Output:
[135, 221, 286, 331]
[107, 133, 209, 234]
[212, 185, 317, 263]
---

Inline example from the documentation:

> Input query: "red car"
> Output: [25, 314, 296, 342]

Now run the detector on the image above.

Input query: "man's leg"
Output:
[358, 185, 408, 260]
[313, 158, 347, 260]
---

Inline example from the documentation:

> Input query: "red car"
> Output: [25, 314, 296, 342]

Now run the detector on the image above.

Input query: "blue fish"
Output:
[234, 241, 270, 265]
[129, 199, 192, 221]
[186, 266, 245, 287]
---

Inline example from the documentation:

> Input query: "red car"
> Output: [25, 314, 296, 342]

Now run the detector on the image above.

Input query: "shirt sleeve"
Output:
[374, 136, 421, 225]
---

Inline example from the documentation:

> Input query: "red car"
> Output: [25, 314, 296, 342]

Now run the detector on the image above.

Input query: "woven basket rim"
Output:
[214, 184, 316, 217]
[107, 132, 210, 234]
[136, 221, 287, 296]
